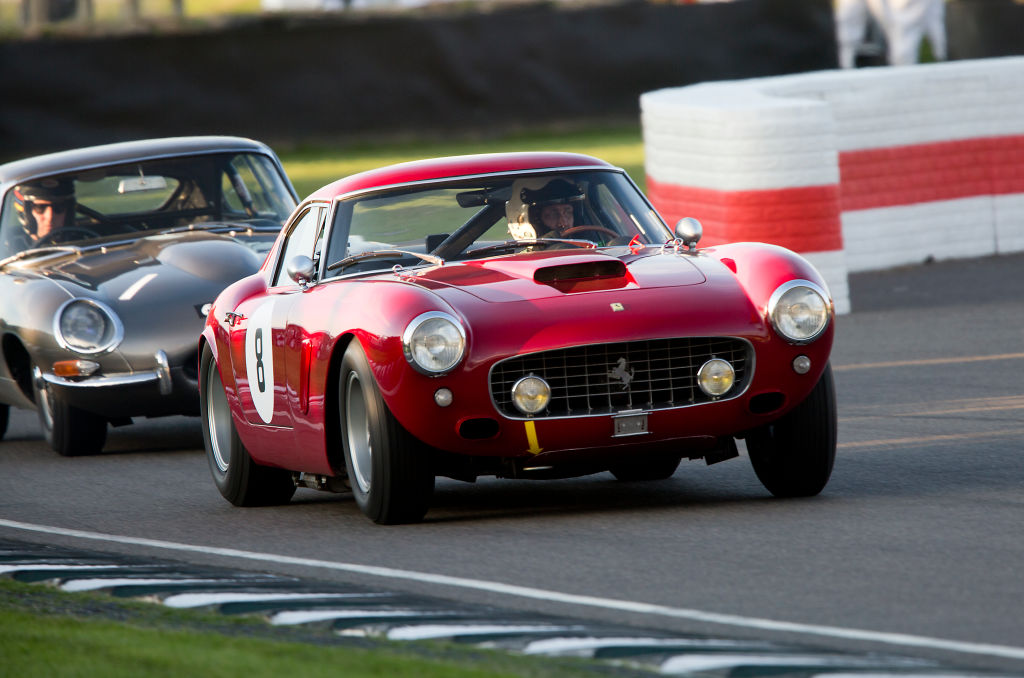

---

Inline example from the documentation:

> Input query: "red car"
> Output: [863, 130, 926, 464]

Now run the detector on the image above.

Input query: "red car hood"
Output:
[411, 249, 706, 303]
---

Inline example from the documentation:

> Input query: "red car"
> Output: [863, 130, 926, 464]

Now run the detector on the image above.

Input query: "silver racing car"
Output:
[0, 136, 298, 455]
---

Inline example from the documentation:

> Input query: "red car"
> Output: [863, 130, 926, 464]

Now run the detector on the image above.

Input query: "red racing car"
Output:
[200, 152, 836, 524]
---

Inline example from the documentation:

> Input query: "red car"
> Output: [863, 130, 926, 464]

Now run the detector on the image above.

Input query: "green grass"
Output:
[276, 123, 647, 200]
[0, 579, 619, 678]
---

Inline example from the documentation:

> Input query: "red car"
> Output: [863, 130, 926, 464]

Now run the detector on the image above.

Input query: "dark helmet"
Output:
[521, 179, 584, 229]
[13, 178, 75, 236]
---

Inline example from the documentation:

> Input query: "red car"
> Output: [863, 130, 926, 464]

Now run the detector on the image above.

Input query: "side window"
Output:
[273, 207, 322, 287]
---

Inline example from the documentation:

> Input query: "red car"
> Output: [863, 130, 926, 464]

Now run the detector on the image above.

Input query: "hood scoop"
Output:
[534, 258, 629, 293]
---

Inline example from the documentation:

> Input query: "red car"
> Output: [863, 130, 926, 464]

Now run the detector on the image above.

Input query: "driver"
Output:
[520, 178, 585, 239]
[13, 178, 76, 245]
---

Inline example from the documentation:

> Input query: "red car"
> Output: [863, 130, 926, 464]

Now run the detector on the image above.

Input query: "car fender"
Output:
[703, 242, 835, 409]
[703, 242, 832, 313]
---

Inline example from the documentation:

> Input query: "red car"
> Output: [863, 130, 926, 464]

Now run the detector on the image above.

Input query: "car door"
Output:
[234, 204, 326, 429]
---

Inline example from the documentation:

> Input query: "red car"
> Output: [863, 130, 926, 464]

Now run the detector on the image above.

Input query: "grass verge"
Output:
[0, 578, 637, 678]
[276, 123, 646, 200]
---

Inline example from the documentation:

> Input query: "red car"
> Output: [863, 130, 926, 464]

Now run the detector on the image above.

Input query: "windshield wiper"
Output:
[327, 249, 445, 274]
[155, 222, 275, 236]
[462, 238, 595, 259]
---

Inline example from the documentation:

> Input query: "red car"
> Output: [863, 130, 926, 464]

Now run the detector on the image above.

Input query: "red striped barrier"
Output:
[641, 58, 1024, 314]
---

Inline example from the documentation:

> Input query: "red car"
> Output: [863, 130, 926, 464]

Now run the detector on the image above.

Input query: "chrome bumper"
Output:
[36, 350, 173, 396]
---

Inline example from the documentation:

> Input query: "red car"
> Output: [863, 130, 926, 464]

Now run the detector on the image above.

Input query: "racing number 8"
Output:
[246, 299, 275, 424]
[254, 328, 266, 393]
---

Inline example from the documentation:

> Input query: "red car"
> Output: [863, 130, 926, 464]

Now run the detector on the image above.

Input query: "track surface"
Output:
[2, 253, 1022, 674]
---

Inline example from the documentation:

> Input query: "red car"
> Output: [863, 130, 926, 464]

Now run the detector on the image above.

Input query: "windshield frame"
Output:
[0, 150, 297, 262]
[319, 167, 672, 280]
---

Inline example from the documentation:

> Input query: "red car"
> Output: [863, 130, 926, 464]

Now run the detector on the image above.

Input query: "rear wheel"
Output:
[33, 368, 107, 456]
[200, 344, 295, 506]
[609, 455, 681, 481]
[0, 403, 9, 440]
[746, 364, 837, 497]
[340, 341, 433, 524]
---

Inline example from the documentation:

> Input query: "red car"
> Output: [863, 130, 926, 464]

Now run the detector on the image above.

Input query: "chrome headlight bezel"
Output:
[511, 374, 551, 415]
[53, 298, 124, 355]
[402, 311, 467, 376]
[697, 358, 736, 398]
[767, 280, 832, 344]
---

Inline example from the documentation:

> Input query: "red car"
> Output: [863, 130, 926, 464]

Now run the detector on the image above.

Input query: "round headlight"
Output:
[768, 280, 831, 344]
[54, 299, 123, 354]
[512, 375, 551, 415]
[697, 358, 735, 398]
[402, 311, 466, 375]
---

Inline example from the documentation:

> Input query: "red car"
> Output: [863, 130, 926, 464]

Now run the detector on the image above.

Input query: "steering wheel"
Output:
[35, 226, 102, 246]
[560, 225, 620, 241]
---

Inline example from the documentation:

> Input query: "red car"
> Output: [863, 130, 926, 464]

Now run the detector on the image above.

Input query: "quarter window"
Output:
[274, 206, 323, 286]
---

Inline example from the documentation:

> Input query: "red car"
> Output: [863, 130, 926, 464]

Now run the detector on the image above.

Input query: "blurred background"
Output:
[2, 0, 1023, 195]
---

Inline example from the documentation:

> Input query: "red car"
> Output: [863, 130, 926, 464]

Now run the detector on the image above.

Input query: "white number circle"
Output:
[245, 300, 275, 424]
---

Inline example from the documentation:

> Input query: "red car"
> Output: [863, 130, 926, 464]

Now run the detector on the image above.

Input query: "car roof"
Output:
[0, 136, 278, 186]
[307, 152, 615, 201]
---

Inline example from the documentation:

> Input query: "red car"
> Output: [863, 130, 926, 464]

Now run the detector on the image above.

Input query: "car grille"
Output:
[490, 337, 752, 419]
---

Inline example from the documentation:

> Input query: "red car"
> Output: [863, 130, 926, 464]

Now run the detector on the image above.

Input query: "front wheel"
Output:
[33, 368, 107, 456]
[200, 344, 295, 506]
[746, 364, 837, 497]
[340, 341, 433, 524]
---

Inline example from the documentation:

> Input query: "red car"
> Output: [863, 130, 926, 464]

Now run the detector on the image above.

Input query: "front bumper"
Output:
[38, 350, 200, 418]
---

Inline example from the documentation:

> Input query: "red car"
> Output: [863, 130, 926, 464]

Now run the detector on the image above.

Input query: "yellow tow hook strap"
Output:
[524, 420, 543, 455]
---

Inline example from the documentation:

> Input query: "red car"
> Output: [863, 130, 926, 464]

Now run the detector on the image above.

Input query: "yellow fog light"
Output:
[511, 375, 551, 415]
[697, 358, 735, 398]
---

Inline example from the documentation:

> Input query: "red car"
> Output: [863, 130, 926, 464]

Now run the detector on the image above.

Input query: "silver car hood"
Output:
[15, 230, 268, 369]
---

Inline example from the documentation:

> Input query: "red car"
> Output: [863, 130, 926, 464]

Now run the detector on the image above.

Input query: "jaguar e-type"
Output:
[0, 136, 298, 455]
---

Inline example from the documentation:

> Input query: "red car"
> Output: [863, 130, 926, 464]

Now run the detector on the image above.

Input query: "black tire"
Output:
[33, 368, 107, 456]
[609, 455, 681, 481]
[0, 403, 9, 440]
[339, 341, 434, 524]
[746, 363, 837, 497]
[199, 344, 295, 507]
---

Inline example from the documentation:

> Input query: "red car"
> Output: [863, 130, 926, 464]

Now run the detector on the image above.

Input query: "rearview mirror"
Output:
[674, 217, 702, 251]
[118, 176, 168, 194]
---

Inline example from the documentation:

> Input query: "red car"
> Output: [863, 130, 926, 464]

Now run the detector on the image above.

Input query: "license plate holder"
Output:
[612, 410, 648, 437]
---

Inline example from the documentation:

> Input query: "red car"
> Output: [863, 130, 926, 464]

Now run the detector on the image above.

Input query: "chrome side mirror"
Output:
[674, 217, 703, 252]
[287, 255, 316, 287]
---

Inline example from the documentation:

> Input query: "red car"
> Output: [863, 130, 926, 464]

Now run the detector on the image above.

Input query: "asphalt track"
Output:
[1, 252, 1022, 674]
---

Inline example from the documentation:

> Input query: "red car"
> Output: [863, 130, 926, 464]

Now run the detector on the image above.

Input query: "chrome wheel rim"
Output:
[205, 363, 232, 473]
[345, 372, 372, 494]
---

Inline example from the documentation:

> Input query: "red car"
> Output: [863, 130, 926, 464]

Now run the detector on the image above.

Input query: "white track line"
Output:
[2, 518, 1023, 662]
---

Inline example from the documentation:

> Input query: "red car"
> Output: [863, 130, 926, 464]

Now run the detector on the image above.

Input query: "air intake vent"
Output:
[534, 259, 625, 284]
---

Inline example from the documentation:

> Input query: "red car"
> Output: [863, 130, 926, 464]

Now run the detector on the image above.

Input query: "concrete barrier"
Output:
[641, 57, 1024, 315]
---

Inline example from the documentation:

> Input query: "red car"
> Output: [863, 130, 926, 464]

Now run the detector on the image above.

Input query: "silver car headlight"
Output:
[54, 299, 124, 355]
[402, 311, 466, 375]
[768, 280, 831, 344]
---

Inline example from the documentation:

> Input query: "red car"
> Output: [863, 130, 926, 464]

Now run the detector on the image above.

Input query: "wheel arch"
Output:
[1, 333, 37, 408]
[324, 331, 356, 475]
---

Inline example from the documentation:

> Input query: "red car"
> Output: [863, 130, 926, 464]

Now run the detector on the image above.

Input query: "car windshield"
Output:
[0, 151, 296, 261]
[324, 169, 672, 275]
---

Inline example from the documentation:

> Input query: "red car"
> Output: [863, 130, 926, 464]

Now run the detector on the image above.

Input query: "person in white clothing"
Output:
[886, 0, 946, 65]
[835, 0, 946, 68]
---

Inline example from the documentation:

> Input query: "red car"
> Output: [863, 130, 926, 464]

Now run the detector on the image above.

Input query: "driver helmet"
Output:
[520, 179, 584, 231]
[13, 177, 75, 238]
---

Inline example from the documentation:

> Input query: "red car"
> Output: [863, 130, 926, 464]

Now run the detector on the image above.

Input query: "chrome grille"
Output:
[490, 337, 751, 418]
